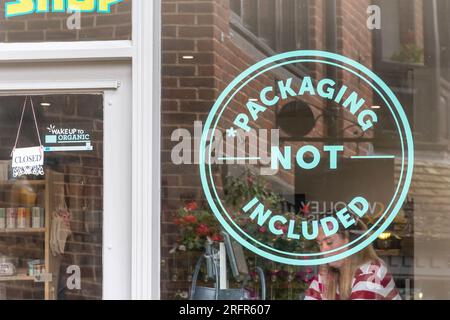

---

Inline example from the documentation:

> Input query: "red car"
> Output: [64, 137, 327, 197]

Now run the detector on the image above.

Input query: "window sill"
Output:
[0, 40, 133, 62]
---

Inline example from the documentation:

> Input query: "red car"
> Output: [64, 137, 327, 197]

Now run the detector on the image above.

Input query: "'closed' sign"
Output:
[12, 147, 44, 168]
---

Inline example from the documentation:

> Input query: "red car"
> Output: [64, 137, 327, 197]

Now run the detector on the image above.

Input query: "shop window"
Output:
[375, 0, 425, 66]
[0, 94, 103, 300]
[0, 0, 132, 43]
[373, 0, 450, 148]
[230, 0, 241, 16]
[437, 0, 450, 80]
[161, 0, 450, 300]
[230, 0, 308, 54]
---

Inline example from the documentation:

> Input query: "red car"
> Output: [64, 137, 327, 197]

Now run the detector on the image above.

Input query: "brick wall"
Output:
[0, 0, 132, 42]
[337, 0, 374, 155]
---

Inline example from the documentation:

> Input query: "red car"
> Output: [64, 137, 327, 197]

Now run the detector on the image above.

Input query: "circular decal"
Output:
[199, 50, 414, 266]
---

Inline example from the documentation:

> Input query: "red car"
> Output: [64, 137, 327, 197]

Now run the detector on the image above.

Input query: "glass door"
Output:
[0, 62, 132, 300]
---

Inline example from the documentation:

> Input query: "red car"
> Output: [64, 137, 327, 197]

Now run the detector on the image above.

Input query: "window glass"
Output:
[378, 0, 424, 64]
[0, 94, 103, 300]
[161, 0, 450, 300]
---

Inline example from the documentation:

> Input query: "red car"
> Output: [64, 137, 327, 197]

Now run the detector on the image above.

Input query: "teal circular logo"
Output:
[199, 50, 414, 266]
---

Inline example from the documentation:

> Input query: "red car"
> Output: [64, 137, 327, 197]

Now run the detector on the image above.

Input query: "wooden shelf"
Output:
[0, 274, 35, 282]
[0, 170, 57, 299]
[376, 249, 401, 256]
[0, 180, 45, 187]
[0, 228, 45, 234]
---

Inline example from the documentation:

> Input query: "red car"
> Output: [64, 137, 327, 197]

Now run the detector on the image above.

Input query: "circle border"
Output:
[199, 50, 414, 266]
[207, 58, 406, 257]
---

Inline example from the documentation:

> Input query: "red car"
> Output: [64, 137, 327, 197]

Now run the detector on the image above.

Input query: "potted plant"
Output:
[171, 168, 319, 299]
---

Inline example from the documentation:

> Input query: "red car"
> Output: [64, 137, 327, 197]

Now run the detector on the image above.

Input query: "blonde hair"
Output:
[321, 220, 380, 300]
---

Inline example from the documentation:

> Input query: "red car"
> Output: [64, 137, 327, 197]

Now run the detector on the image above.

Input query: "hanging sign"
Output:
[12, 146, 45, 177]
[10, 96, 45, 178]
[12, 146, 44, 168]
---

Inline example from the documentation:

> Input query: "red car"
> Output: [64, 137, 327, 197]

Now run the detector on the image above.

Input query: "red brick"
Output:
[162, 26, 177, 38]
[197, 39, 214, 51]
[197, 15, 214, 25]
[162, 39, 195, 51]
[180, 77, 216, 88]
[163, 77, 178, 87]
[198, 89, 217, 100]
[162, 88, 197, 100]
[162, 100, 179, 112]
[197, 65, 215, 76]
[178, 26, 215, 38]
[162, 14, 196, 25]
[162, 66, 196, 76]
[179, 100, 214, 112]
[162, 53, 177, 64]
[178, 2, 214, 13]
[162, 3, 176, 13]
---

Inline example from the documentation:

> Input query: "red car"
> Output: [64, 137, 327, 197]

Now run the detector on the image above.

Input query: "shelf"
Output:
[0, 228, 45, 234]
[0, 180, 46, 186]
[0, 180, 45, 187]
[0, 274, 35, 282]
[0, 170, 56, 299]
[376, 249, 401, 256]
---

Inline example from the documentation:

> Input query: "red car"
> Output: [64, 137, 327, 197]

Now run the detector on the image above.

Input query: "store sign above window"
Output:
[5, 0, 123, 17]
[199, 50, 415, 266]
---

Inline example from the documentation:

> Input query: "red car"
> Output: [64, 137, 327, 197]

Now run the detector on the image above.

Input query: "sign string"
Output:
[11, 96, 43, 157]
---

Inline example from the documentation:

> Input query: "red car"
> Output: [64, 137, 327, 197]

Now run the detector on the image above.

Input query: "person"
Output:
[304, 218, 401, 300]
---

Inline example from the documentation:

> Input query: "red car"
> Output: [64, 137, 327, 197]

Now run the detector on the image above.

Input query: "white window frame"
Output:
[0, 0, 161, 300]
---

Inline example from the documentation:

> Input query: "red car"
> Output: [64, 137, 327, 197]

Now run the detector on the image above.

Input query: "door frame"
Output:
[0, 0, 161, 300]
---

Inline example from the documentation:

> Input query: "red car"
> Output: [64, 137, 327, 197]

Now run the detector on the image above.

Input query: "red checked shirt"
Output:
[304, 260, 402, 300]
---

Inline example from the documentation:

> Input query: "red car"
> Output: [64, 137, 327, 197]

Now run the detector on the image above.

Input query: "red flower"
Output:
[173, 218, 182, 225]
[196, 224, 210, 236]
[184, 201, 198, 211]
[211, 234, 223, 242]
[271, 269, 280, 276]
[259, 227, 268, 233]
[184, 215, 197, 224]
[273, 223, 288, 234]
[301, 203, 311, 215]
